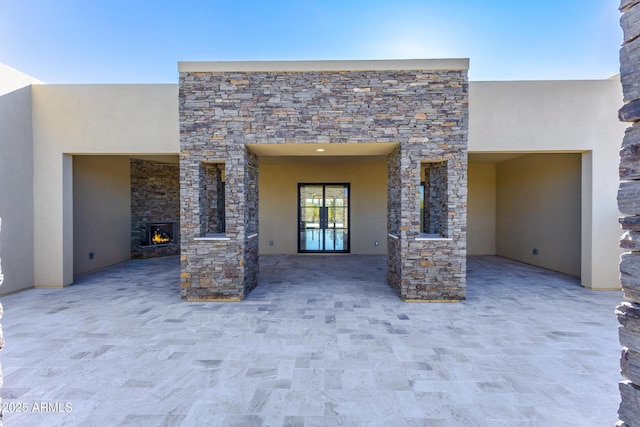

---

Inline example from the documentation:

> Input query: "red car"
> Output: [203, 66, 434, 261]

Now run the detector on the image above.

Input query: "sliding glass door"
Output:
[298, 183, 350, 253]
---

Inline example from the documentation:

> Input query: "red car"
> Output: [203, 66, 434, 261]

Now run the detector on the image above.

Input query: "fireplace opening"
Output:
[147, 222, 176, 246]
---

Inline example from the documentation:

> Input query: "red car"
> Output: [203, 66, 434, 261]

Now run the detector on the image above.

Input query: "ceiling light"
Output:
[315, 148, 326, 152]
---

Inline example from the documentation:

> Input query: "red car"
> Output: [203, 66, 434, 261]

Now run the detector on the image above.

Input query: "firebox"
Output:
[147, 222, 176, 246]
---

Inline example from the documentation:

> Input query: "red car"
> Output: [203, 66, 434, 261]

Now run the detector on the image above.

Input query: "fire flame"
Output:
[152, 229, 172, 245]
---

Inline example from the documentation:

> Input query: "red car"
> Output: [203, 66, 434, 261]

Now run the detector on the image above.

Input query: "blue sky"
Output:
[0, 1, 622, 83]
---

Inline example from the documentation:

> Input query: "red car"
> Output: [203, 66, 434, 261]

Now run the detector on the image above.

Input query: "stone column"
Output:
[179, 69, 260, 301]
[387, 146, 402, 295]
[618, 1, 640, 425]
[243, 149, 259, 295]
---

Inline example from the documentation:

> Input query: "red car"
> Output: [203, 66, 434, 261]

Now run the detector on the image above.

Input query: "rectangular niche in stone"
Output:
[200, 162, 225, 236]
[422, 161, 449, 237]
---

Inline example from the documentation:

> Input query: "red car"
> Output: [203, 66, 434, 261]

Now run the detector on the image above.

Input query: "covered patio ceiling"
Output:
[246, 142, 399, 157]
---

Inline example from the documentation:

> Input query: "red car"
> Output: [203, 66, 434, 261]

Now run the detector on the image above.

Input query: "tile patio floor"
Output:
[0, 255, 624, 426]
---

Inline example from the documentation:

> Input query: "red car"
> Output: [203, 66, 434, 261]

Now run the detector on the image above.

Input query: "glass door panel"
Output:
[299, 185, 323, 251]
[298, 184, 349, 253]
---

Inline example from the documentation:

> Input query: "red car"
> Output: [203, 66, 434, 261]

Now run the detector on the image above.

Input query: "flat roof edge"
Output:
[178, 59, 469, 73]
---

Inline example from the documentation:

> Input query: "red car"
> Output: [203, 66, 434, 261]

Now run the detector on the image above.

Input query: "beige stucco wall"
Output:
[0, 87, 35, 294]
[259, 159, 387, 255]
[73, 156, 131, 276]
[469, 78, 626, 289]
[17, 75, 625, 290]
[467, 163, 496, 255]
[496, 154, 582, 277]
[31, 84, 179, 287]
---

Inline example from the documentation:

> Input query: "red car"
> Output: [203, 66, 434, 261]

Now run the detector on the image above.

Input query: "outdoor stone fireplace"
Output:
[131, 159, 180, 258]
[147, 222, 177, 246]
[179, 59, 468, 302]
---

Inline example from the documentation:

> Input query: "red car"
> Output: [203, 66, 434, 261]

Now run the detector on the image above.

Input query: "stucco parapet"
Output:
[179, 59, 469, 73]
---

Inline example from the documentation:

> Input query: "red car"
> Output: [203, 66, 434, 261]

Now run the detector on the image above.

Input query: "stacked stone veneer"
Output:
[179, 61, 468, 301]
[619, 2, 640, 425]
[130, 159, 180, 258]
[424, 161, 449, 236]
[388, 148, 467, 301]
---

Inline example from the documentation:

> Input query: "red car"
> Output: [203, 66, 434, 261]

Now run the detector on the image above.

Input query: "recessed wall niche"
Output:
[199, 162, 225, 236]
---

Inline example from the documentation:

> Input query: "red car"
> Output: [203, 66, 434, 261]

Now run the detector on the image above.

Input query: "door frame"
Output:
[297, 183, 351, 254]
